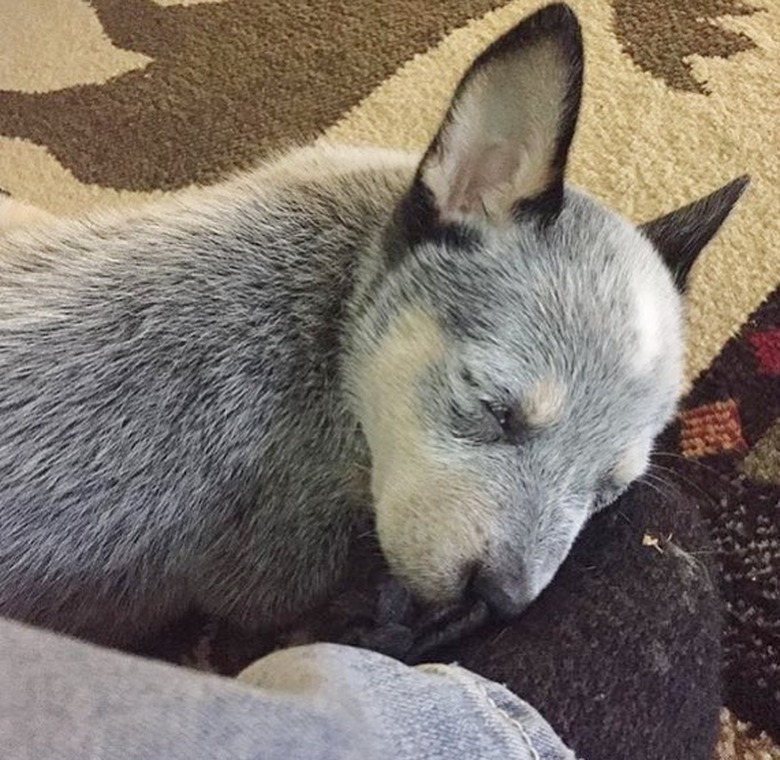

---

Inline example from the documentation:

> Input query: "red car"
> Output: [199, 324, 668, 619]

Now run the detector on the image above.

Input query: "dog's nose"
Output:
[469, 564, 531, 619]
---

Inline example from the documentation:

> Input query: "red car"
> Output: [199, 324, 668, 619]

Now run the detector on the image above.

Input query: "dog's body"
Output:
[0, 5, 746, 646]
[0, 147, 413, 642]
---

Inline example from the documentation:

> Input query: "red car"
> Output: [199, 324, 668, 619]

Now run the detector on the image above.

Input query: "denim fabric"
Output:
[0, 617, 578, 760]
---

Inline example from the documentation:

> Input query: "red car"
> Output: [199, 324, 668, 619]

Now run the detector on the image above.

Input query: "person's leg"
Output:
[0, 616, 577, 760]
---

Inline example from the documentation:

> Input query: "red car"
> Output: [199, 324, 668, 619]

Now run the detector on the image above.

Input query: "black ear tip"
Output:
[540, 2, 578, 21]
[526, 2, 577, 18]
[493, 3, 582, 53]
[640, 173, 752, 294]
[711, 174, 750, 211]
[524, 3, 581, 33]
[731, 174, 750, 197]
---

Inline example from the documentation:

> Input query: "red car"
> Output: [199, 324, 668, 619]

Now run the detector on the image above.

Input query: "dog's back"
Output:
[0, 148, 414, 643]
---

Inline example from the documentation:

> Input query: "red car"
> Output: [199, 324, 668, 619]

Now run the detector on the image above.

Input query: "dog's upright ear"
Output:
[400, 3, 584, 244]
[640, 176, 749, 293]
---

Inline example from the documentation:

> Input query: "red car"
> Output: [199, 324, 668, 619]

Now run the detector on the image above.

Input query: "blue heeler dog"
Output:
[0, 4, 747, 646]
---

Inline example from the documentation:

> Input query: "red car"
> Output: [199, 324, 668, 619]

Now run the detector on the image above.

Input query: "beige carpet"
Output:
[1, 1, 777, 757]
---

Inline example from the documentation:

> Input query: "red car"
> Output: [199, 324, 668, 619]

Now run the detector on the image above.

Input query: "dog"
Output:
[0, 4, 747, 646]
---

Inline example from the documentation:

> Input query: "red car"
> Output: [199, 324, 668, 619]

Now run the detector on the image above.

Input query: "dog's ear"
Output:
[400, 3, 583, 244]
[640, 176, 749, 293]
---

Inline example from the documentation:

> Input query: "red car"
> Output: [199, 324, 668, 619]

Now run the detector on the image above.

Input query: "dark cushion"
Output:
[296, 478, 722, 760]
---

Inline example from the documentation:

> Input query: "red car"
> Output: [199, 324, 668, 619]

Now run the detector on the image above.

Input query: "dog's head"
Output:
[349, 4, 747, 616]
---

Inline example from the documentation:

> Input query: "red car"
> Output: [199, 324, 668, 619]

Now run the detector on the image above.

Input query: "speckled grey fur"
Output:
[0, 4, 746, 644]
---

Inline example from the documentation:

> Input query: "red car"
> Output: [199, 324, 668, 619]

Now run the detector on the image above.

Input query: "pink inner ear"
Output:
[445, 142, 520, 217]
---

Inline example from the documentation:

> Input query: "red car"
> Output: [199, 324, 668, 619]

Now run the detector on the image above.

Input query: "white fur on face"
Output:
[613, 437, 653, 488]
[626, 244, 684, 383]
[356, 308, 489, 601]
[421, 40, 569, 226]
[523, 375, 567, 427]
[356, 308, 445, 501]
[630, 275, 664, 374]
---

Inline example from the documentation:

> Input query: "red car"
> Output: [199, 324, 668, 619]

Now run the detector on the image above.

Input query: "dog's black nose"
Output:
[469, 565, 531, 619]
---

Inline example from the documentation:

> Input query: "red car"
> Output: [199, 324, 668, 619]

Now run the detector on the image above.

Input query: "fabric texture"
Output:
[0, 1, 777, 757]
[0, 617, 578, 760]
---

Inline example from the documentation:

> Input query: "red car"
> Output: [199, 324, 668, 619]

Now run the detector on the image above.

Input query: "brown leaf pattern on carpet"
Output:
[0, 0, 509, 191]
[612, 0, 761, 93]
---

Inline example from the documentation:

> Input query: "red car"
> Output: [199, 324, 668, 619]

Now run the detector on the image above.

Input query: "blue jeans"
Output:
[0, 617, 578, 760]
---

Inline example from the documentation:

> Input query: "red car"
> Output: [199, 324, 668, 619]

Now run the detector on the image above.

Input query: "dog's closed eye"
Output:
[481, 401, 528, 445]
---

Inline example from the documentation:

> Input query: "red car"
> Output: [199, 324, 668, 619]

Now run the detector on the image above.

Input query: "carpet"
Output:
[0, 1, 777, 757]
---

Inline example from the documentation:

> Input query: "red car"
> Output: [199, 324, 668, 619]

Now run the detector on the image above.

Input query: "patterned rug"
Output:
[1, 1, 777, 757]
